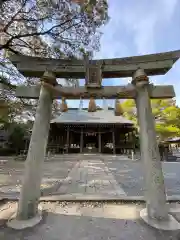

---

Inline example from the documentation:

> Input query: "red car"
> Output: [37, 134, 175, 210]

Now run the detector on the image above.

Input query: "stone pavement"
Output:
[1, 202, 180, 239]
[55, 159, 126, 196]
[0, 154, 180, 200]
[44, 156, 180, 200]
[0, 157, 76, 199]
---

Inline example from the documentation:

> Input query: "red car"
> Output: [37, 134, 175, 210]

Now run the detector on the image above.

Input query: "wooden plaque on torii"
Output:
[84, 54, 102, 88]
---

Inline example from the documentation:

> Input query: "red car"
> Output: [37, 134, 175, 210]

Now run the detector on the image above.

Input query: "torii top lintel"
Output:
[10, 50, 180, 78]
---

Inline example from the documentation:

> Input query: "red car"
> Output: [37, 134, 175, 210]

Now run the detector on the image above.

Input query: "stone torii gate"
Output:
[7, 50, 180, 230]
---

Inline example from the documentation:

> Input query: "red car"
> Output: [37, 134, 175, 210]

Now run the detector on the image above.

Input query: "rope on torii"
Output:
[60, 97, 68, 112]
[40, 67, 133, 115]
[70, 128, 113, 134]
[88, 97, 97, 112]
[114, 99, 124, 116]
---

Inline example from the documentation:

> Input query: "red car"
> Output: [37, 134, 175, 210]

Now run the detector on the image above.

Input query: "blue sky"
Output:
[68, 0, 180, 108]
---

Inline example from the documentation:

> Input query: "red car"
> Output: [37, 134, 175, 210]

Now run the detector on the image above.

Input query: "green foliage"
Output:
[121, 99, 180, 141]
[8, 122, 29, 154]
[156, 124, 180, 139]
[122, 99, 137, 125]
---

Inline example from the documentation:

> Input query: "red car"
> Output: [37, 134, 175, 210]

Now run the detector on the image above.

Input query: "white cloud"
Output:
[119, 0, 178, 54]
[69, 0, 180, 107]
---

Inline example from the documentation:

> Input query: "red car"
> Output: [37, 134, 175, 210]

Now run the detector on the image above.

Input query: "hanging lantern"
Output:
[60, 97, 68, 112]
[88, 97, 96, 112]
[114, 99, 123, 116]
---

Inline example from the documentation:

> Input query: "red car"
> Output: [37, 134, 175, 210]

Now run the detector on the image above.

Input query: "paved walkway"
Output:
[0, 154, 180, 200]
[56, 159, 126, 197]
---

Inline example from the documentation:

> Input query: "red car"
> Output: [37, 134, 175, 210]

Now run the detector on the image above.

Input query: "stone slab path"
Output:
[56, 159, 126, 197]
[0, 155, 180, 200]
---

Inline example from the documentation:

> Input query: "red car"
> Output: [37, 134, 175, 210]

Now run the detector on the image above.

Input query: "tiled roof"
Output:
[51, 110, 133, 125]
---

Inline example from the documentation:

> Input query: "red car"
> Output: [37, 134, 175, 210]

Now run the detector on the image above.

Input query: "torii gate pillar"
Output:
[133, 69, 180, 230]
[7, 72, 54, 229]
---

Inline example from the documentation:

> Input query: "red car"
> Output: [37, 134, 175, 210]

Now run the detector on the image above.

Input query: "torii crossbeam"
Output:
[16, 84, 175, 99]
[10, 50, 180, 78]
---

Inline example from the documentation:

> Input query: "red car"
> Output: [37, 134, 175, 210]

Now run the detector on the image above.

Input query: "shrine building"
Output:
[47, 100, 136, 155]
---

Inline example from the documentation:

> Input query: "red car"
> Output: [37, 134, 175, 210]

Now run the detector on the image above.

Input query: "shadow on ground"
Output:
[0, 202, 180, 240]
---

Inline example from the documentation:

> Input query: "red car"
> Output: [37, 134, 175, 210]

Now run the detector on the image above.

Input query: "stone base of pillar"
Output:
[7, 206, 42, 230]
[140, 208, 180, 230]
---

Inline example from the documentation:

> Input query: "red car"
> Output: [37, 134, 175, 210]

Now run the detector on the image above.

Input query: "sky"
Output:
[68, 0, 180, 108]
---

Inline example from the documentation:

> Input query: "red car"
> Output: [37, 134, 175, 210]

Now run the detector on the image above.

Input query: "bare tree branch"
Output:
[3, 0, 28, 32]
[0, 0, 109, 124]
[1, 16, 78, 51]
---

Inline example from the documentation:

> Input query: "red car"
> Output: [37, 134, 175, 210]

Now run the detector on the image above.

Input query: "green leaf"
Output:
[121, 99, 180, 141]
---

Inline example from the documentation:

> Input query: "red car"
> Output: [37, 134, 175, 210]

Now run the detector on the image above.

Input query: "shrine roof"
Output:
[51, 110, 133, 125]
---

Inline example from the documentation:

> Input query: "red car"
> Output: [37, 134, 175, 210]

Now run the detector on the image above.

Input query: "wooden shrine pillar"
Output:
[16, 72, 54, 221]
[112, 129, 116, 155]
[80, 128, 83, 153]
[66, 126, 70, 153]
[133, 69, 168, 221]
[98, 131, 101, 153]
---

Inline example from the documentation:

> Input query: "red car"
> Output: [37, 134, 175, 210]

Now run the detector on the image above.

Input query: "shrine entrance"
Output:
[7, 50, 180, 230]
[83, 132, 98, 153]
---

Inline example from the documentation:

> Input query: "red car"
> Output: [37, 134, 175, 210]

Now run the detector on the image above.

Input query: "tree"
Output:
[121, 99, 137, 125]
[8, 122, 29, 154]
[152, 99, 180, 140]
[0, 0, 108, 56]
[0, 0, 109, 124]
[121, 99, 180, 141]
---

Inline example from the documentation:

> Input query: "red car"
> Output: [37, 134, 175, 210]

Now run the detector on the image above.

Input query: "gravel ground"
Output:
[0, 201, 180, 240]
